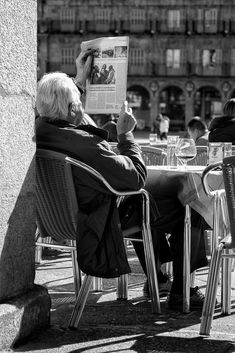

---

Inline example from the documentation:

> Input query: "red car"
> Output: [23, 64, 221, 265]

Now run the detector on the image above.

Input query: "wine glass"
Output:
[175, 138, 197, 169]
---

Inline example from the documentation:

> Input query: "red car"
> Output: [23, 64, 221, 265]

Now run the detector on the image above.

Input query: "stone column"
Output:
[149, 81, 159, 131]
[0, 0, 50, 349]
[185, 95, 194, 125]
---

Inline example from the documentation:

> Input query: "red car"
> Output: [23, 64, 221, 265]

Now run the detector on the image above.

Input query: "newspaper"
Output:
[81, 36, 129, 114]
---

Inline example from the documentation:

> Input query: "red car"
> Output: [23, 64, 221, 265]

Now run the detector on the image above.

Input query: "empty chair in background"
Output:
[141, 145, 166, 166]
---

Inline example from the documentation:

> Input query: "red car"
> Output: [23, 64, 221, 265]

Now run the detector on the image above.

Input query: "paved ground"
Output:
[12, 246, 235, 353]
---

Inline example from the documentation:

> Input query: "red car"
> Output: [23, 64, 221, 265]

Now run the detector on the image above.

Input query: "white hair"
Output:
[36, 72, 81, 120]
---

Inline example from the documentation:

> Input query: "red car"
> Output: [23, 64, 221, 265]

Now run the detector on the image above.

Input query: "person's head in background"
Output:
[187, 117, 208, 143]
[223, 98, 235, 118]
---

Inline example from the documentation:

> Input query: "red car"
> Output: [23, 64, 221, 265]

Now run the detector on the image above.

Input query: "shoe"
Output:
[143, 275, 172, 298]
[166, 286, 205, 310]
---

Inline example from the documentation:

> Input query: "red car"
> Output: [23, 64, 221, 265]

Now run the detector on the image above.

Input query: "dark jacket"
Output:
[195, 131, 209, 146]
[36, 117, 147, 278]
[208, 116, 235, 145]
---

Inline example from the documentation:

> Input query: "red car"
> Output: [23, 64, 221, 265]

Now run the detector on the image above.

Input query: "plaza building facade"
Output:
[38, 0, 235, 131]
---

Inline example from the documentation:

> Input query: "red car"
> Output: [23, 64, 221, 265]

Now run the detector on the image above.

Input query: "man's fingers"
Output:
[81, 49, 96, 61]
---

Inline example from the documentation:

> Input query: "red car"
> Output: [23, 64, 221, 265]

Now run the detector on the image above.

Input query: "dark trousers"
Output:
[120, 180, 208, 293]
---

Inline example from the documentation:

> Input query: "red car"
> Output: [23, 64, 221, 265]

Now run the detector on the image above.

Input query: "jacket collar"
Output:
[39, 117, 109, 141]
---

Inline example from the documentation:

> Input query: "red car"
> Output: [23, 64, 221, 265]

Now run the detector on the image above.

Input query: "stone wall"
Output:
[0, 0, 51, 349]
[0, 0, 36, 301]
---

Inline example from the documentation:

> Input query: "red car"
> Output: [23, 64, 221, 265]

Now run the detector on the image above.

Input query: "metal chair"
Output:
[202, 162, 227, 252]
[141, 145, 166, 166]
[36, 149, 161, 329]
[200, 156, 235, 336]
[36, 151, 82, 296]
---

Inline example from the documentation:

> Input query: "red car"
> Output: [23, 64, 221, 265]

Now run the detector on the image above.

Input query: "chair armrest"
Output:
[65, 156, 147, 198]
[202, 162, 222, 197]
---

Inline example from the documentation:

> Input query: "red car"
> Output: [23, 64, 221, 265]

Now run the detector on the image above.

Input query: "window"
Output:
[167, 10, 180, 28]
[61, 48, 75, 65]
[130, 48, 144, 65]
[205, 8, 217, 27]
[166, 49, 180, 69]
[231, 49, 235, 65]
[96, 8, 110, 24]
[60, 8, 75, 26]
[202, 49, 217, 67]
[130, 8, 145, 25]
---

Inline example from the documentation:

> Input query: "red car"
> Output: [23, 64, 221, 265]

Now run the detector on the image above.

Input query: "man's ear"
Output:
[68, 103, 76, 117]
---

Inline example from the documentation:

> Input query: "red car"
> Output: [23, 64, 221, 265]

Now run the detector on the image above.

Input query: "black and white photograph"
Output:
[114, 45, 128, 58]
[90, 63, 116, 84]
[1, 1, 235, 352]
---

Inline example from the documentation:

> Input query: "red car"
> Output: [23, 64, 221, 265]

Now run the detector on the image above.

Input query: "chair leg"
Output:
[143, 222, 161, 313]
[212, 192, 221, 251]
[71, 246, 82, 296]
[35, 244, 43, 264]
[117, 274, 128, 300]
[161, 261, 173, 277]
[199, 243, 224, 336]
[183, 205, 191, 313]
[69, 274, 93, 329]
[221, 250, 232, 315]
[142, 192, 161, 313]
[117, 239, 128, 300]
[190, 271, 196, 287]
[92, 277, 103, 292]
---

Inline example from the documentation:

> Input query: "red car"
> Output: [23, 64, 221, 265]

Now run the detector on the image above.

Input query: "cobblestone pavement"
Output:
[12, 246, 235, 353]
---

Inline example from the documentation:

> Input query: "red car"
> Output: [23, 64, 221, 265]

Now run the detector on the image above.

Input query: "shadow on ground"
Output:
[13, 249, 235, 353]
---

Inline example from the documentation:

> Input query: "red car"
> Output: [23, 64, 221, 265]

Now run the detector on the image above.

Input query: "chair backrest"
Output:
[36, 149, 79, 241]
[141, 145, 166, 166]
[188, 146, 208, 166]
[222, 156, 235, 248]
[232, 146, 235, 156]
[37, 149, 144, 242]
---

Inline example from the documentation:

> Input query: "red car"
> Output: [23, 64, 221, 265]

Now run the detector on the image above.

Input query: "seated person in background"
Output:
[36, 47, 207, 310]
[187, 117, 209, 146]
[208, 98, 235, 145]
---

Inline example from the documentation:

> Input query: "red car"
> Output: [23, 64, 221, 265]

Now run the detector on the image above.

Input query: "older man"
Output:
[36, 48, 206, 310]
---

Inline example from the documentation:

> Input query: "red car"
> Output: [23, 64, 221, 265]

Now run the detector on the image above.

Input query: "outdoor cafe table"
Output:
[146, 165, 224, 312]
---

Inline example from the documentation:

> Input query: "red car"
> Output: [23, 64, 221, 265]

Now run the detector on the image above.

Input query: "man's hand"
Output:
[116, 101, 137, 135]
[74, 49, 95, 86]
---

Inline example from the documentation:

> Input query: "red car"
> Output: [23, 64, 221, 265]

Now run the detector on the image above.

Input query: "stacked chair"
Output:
[140, 145, 167, 166]
[36, 148, 161, 329]
[200, 156, 235, 335]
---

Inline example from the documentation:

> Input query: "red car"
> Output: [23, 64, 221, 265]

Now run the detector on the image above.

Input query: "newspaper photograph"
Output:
[81, 36, 129, 114]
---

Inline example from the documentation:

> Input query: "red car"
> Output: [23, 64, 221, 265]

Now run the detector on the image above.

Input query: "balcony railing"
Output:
[39, 18, 234, 35]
